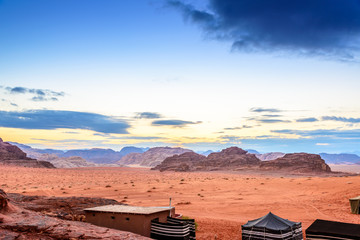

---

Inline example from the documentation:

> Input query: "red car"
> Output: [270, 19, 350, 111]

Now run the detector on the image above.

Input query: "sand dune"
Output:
[1, 165, 359, 239]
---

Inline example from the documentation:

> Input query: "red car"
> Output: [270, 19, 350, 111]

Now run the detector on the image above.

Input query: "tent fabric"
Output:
[150, 220, 190, 240]
[167, 217, 196, 240]
[349, 196, 360, 214]
[242, 212, 299, 231]
[242, 212, 303, 240]
[306, 219, 360, 240]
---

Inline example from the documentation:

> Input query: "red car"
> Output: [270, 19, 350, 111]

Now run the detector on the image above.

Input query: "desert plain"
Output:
[1, 165, 360, 239]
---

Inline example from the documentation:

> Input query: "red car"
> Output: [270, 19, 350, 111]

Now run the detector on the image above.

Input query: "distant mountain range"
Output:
[10, 142, 148, 164]
[319, 153, 360, 164]
[7, 141, 360, 166]
[118, 147, 192, 167]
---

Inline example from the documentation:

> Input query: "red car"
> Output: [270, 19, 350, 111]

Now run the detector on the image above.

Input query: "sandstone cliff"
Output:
[153, 147, 332, 173]
[260, 153, 331, 173]
[206, 147, 261, 168]
[152, 152, 206, 172]
[0, 138, 55, 168]
[153, 147, 261, 171]
[118, 147, 192, 167]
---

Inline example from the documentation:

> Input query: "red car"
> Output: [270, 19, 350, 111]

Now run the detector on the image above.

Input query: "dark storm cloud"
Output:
[4, 86, 65, 102]
[152, 119, 202, 127]
[135, 112, 163, 119]
[0, 110, 130, 134]
[168, 0, 360, 60]
[296, 117, 319, 122]
[322, 116, 360, 123]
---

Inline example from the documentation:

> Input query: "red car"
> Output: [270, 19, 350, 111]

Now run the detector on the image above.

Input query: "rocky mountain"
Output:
[152, 152, 207, 172]
[153, 147, 261, 171]
[260, 153, 331, 173]
[0, 138, 55, 168]
[153, 147, 331, 173]
[319, 153, 360, 164]
[206, 147, 261, 167]
[118, 147, 193, 167]
[256, 152, 286, 161]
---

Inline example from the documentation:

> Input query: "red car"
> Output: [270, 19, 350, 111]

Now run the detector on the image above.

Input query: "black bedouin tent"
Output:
[306, 219, 360, 240]
[242, 212, 303, 240]
[167, 216, 196, 240]
[150, 220, 190, 240]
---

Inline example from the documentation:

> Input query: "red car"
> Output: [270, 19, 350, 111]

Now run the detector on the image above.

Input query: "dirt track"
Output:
[1, 166, 360, 239]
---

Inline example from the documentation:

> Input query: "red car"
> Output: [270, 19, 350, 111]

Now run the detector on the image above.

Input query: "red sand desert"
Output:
[1, 165, 360, 239]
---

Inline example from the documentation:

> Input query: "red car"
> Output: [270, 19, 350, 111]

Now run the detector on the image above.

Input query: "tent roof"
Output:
[349, 196, 360, 201]
[306, 219, 360, 237]
[242, 212, 299, 231]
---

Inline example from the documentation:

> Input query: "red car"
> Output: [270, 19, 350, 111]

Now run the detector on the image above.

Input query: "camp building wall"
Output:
[85, 208, 175, 237]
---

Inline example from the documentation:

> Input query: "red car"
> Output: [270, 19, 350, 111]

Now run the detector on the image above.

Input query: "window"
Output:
[111, 216, 115, 219]
[125, 217, 130, 221]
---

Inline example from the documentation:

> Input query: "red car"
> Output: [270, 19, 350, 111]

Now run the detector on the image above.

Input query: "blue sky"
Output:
[1, 0, 360, 153]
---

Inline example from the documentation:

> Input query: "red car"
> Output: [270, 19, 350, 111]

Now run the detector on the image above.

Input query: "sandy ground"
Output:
[1, 166, 360, 239]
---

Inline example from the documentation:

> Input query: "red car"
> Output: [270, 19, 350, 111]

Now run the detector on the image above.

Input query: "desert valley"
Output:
[1, 138, 360, 239]
[2, 1, 360, 239]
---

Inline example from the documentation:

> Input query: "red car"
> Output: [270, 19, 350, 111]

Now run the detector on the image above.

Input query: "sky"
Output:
[1, 0, 360, 153]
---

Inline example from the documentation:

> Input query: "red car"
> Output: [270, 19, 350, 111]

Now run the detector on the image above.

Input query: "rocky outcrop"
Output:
[118, 147, 193, 167]
[153, 147, 332, 173]
[0, 189, 8, 211]
[256, 152, 286, 161]
[7, 193, 121, 221]
[260, 153, 331, 172]
[0, 138, 27, 160]
[0, 139, 55, 168]
[206, 147, 261, 167]
[0, 189, 149, 239]
[152, 152, 206, 172]
[153, 147, 261, 171]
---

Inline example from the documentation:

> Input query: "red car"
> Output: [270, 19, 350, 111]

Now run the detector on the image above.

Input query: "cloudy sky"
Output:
[1, 0, 360, 153]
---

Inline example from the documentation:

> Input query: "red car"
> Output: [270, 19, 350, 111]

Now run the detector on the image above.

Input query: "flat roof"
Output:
[84, 205, 174, 215]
